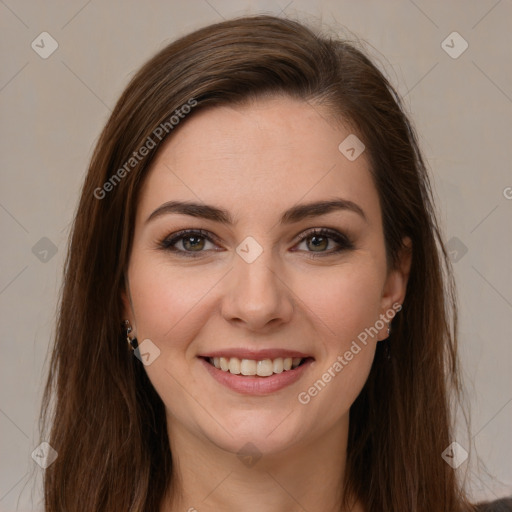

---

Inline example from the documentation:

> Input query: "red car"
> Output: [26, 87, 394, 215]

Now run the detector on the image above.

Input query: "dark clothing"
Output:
[476, 497, 512, 511]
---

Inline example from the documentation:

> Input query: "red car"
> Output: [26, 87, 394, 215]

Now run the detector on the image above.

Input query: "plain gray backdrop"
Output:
[1, 1, 511, 510]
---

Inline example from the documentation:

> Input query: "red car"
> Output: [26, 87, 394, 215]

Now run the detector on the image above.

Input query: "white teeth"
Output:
[273, 358, 284, 373]
[228, 358, 241, 374]
[257, 359, 273, 377]
[208, 356, 306, 376]
[240, 359, 257, 375]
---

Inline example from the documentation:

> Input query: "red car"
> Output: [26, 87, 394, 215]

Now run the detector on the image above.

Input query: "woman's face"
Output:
[123, 96, 410, 457]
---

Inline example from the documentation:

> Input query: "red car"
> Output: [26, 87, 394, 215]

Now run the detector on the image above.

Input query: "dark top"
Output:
[476, 497, 512, 511]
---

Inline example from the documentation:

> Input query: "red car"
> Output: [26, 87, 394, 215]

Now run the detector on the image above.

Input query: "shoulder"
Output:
[476, 497, 512, 511]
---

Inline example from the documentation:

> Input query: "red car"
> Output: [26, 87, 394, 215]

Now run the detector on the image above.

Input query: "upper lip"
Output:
[199, 349, 313, 360]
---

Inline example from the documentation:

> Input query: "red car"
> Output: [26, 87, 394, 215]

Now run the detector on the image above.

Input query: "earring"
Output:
[124, 320, 139, 350]
[384, 321, 392, 361]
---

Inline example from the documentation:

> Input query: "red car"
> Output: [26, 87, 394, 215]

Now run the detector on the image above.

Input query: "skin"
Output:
[123, 95, 411, 512]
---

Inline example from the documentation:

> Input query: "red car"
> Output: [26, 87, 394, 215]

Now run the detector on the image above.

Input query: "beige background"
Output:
[1, 0, 511, 509]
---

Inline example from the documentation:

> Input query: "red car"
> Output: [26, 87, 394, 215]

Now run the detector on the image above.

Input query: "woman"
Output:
[39, 14, 507, 512]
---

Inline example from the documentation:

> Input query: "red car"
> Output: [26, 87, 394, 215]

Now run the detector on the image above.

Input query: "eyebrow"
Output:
[145, 198, 367, 225]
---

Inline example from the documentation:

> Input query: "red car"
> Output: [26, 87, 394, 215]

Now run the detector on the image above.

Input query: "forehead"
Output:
[138, 96, 381, 225]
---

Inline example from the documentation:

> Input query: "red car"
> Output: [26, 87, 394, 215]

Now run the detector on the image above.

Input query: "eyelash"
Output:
[158, 228, 354, 259]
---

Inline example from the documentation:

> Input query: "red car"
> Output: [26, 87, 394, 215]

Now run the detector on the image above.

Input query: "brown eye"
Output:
[306, 234, 329, 251]
[159, 229, 218, 257]
[181, 235, 206, 251]
[294, 228, 354, 256]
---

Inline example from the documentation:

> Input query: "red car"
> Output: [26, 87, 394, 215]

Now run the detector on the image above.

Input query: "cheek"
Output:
[127, 257, 221, 408]
[301, 343, 375, 431]
[288, 264, 383, 415]
[294, 269, 380, 426]
[293, 262, 383, 344]
[127, 255, 222, 346]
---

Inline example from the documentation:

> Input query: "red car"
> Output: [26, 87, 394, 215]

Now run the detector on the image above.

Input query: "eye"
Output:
[159, 229, 220, 257]
[158, 227, 354, 258]
[293, 228, 354, 256]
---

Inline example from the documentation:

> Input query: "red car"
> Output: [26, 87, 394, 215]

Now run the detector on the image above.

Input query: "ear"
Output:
[377, 237, 412, 340]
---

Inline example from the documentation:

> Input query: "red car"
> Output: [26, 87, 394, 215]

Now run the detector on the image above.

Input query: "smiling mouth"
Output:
[202, 356, 313, 377]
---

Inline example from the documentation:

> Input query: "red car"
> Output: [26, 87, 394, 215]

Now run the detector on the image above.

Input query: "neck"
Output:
[160, 413, 363, 512]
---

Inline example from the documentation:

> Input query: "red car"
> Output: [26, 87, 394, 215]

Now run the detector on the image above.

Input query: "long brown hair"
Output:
[39, 14, 477, 511]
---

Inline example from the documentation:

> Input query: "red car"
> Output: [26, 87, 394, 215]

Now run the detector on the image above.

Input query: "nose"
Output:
[220, 250, 294, 332]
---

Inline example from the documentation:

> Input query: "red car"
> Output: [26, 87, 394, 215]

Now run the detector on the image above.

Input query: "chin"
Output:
[200, 412, 305, 457]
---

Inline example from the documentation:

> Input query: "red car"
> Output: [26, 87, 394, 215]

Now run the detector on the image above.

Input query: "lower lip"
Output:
[199, 357, 314, 395]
